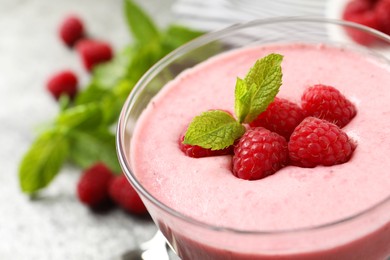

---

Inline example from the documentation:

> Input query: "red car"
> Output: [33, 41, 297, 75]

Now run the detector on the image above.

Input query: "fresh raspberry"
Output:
[232, 127, 288, 180]
[59, 15, 85, 47]
[76, 39, 113, 72]
[342, 0, 381, 45]
[249, 97, 305, 140]
[301, 84, 357, 128]
[46, 70, 78, 100]
[77, 163, 114, 207]
[179, 133, 234, 158]
[375, 0, 390, 35]
[288, 117, 356, 168]
[108, 175, 148, 215]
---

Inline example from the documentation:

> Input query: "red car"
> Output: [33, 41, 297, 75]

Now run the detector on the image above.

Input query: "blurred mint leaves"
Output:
[19, 0, 203, 194]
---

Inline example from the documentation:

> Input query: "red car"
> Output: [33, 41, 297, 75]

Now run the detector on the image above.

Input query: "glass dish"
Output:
[117, 17, 390, 260]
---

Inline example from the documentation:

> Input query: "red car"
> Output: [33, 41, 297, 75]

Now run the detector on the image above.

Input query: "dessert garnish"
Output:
[179, 132, 234, 158]
[301, 84, 357, 128]
[288, 117, 356, 168]
[180, 53, 358, 180]
[183, 53, 284, 151]
[233, 127, 288, 180]
[249, 97, 305, 140]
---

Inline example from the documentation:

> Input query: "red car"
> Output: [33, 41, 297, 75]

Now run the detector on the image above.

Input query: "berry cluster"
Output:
[342, 0, 390, 45]
[46, 15, 113, 100]
[77, 163, 148, 215]
[180, 84, 357, 180]
[49, 15, 146, 215]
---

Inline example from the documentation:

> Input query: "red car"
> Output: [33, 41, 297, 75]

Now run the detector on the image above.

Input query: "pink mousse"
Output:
[130, 44, 390, 235]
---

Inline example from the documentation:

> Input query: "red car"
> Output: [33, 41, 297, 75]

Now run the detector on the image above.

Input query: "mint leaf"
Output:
[124, 0, 160, 44]
[162, 24, 204, 49]
[124, 42, 164, 82]
[74, 83, 108, 106]
[100, 90, 127, 126]
[234, 77, 252, 123]
[56, 103, 103, 130]
[19, 129, 69, 194]
[68, 128, 121, 173]
[184, 110, 246, 150]
[92, 46, 134, 90]
[236, 53, 283, 124]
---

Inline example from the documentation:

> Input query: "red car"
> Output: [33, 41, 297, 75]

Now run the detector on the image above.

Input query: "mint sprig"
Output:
[184, 53, 283, 150]
[184, 110, 246, 150]
[236, 53, 283, 123]
[19, 0, 205, 194]
[19, 128, 69, 193]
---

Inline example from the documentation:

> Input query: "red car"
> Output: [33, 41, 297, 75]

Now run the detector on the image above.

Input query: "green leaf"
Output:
[100, 92, 127, 126]
[19, 129, 69, 194]
[125, 42, 164, 80]
[162, 24, 204, 49]
[92, 46, 135, 90]
[58, 95, 71, 112]
[124, 0, 160, 44]
[234, 77, 251, 124]
[68, 128, 121, 173]
[184, 110, 246, 150]
[56, 103, 103, 130]
[237, 53, 283, 124]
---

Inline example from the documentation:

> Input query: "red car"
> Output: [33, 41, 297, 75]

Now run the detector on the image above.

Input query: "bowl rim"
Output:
[116, 16, 390, 235]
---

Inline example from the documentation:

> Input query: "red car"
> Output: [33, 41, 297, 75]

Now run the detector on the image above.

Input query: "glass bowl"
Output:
[117, 17, 390, 260]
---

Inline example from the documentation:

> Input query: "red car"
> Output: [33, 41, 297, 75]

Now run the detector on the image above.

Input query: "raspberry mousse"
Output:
[130, 43, 390, 259]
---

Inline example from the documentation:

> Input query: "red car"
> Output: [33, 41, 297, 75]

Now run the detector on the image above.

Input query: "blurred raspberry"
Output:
[46, 70, 78, 100]
[76, 39, 113, 72]
[109, 175, 148, 215]
[77, 163, 114, 207]
[342, 0, 381, 45]
[375, 0, 390, 34]
[59, 15, 85, 47]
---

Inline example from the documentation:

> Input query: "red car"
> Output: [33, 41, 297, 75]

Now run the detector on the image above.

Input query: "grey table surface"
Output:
[0, 0, 174, 259]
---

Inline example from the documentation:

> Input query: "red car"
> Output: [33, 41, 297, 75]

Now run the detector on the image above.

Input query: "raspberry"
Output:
[76, 39, 113, 72]
[301, 84, 357, 128]
[46, 70, 78, 100]
[232, 127, 288, 180]
[342, 0, 381, 45]
[179, 133, 234, 158]
[59, 15, 85, 47]
[249, 97, 305, 140]
[108, 175, 148, 215]
[77, 163, 114, 207]
[375, 0, 390, 35]
[288, 117, 356, 168]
